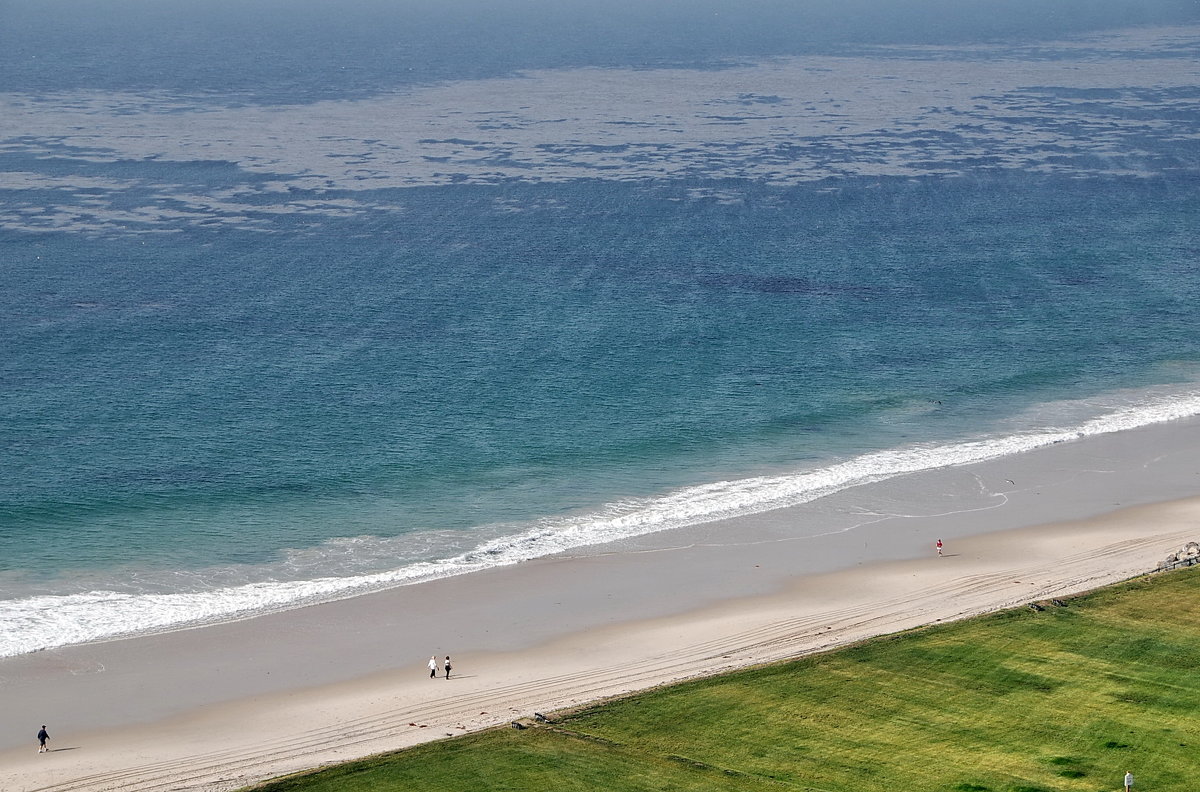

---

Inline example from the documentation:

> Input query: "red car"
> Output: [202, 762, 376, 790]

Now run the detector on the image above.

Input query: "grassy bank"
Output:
[253, 568, 1200, 792]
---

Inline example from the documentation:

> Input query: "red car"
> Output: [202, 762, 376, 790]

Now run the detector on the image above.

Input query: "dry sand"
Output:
[4, 417, 1200, 792]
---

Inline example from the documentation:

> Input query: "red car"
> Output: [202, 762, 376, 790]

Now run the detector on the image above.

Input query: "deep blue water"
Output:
[5, 0, 1196, 102]
[1, 0, 1198, 654]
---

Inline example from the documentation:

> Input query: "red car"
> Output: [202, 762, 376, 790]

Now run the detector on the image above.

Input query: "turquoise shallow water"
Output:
[2, 1, 1199, 655]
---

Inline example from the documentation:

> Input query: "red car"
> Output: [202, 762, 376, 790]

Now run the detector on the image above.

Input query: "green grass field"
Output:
[252, 568, 1200, 792]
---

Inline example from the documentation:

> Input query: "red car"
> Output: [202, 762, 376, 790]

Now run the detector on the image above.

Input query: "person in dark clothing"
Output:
[37, 725, 49, 753]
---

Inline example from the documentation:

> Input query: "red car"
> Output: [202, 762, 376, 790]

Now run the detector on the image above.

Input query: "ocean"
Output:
[2, 0, 1199, 658]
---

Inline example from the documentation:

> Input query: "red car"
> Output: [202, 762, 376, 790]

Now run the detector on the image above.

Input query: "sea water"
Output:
[2, 1, 1199, 657]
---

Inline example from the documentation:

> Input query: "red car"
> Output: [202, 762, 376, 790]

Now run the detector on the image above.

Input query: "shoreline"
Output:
[10, 391, 1200, 660]
[4, 416, 1200, 790]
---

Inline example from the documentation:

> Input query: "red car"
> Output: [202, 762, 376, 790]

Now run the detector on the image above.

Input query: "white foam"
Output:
[3, 385, 1200, 658]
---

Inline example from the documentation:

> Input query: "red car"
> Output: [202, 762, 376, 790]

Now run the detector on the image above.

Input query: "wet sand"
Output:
[3, 417, 1199, 791]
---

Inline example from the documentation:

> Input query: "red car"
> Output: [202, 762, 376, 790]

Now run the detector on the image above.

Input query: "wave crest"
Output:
[3, 386, 1200, 658]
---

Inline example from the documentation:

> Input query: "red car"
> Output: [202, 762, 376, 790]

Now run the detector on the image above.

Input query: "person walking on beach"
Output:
[936, 538, 943, 556]
[1124, 771, 1134, 792]
[428, 655, 438, 679]
[37, 725, 49, 753]
[444, 655, 452, 679]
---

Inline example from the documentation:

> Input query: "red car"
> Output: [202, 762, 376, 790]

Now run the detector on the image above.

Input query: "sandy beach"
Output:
[4, 416, 1200, 792]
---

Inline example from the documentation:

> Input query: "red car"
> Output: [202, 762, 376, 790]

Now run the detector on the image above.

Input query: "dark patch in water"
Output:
[702, 273, 880, 298]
